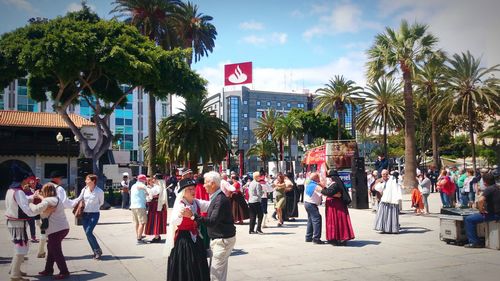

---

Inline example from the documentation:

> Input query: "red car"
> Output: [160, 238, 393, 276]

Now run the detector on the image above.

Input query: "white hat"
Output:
[122, 172, 129, 177]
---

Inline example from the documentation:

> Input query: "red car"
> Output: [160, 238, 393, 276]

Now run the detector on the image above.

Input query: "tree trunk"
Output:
[468, 100, 477, 171]
[383, 115, 388, 160]
[431, 114, 440, 169]
[337, 115, 342, 140]
[148, 93, 156, 176]
[289, 135, 294, 174]
[402, 69, 418, 189]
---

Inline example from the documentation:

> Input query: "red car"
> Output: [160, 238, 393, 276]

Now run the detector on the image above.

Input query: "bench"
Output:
[486, 220, 500, 250]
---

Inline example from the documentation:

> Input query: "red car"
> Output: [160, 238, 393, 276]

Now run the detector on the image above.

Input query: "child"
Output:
[411, 185, 424, 215]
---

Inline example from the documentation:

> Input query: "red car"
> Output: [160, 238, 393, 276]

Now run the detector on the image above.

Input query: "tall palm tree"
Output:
[247, 140, 278, 172]
[275, 114, 302, 174]
[366, 20, 438, 188]
[445, 51, 500, 171]
[415, 51, 447, 169]
[253, 108, 282, 170]
[315, 75, 362, 140]
[158, 96, 230, 170]
[170, 1, 217, 66]
[357, 78, 404, 159]
[111, 0, 180, 175]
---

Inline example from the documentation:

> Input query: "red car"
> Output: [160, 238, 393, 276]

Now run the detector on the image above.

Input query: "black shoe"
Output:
[249, 231, 256, 234]
[464, 243, 484, 248]
[150, 237, 161, 243]
[339, 240, 347, 246]
[327, 240, 338, 245]
[272, 214, 277, 220]
[313, 239, 325, 245]
[256, 230, 264, 234]
[305, 238, 313, 242]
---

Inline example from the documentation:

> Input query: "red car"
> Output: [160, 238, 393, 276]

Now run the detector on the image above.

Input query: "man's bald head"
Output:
[310, 172, 320, 182]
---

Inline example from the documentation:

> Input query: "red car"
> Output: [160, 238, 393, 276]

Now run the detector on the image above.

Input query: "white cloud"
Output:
[2, 0, 37, 13]
[241, 32, 288, 47]
[66, 2, 96, 13]
[303, 3, 382, 40]
[194, 53, 366, 97]
[239, 20, 264, 30]
[376, 0, 500, 67]
[290, 9, 304, 18]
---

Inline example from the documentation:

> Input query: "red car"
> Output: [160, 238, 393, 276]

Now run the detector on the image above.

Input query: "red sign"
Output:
[224, 62, 252, 86]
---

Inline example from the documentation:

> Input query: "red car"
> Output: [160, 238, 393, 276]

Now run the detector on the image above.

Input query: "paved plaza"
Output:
[1, 193, 499, 281]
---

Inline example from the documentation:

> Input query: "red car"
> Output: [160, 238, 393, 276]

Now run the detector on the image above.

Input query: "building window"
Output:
[17, 78, 37, 112]
[297, 103, 304, 108]
[162, 103, 168, 117]
[230, 97, 239, 142]
[115, 91, 134, 150]
[243, 100, 248, 105]
[266, 101, 271, 106]
[243, 126, 248, 131]
[287, 103, 291, 108]
[256, 111, 263, 119]
[243, 139, 249, 144]
[256, 101, 261, 106]
[277, 102, 281, 107]
[243, 113, 248, 118]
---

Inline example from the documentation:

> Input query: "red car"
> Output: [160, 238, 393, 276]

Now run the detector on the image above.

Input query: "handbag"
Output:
[72, 187, 86, 219]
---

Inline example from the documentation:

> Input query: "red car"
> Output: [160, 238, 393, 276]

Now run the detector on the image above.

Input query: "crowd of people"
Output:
[5, 162, 499, 280]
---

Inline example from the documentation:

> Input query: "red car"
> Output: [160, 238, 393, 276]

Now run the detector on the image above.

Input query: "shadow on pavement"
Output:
[97, 222, 132, 225]
[343, 240, 381, 247]
[230, 248, 248, 256]
[399, 226, 432, 234]
[65, 255, 144, 261]
[0, 257, 11, 264]
[67, 270, 106, 280]
[259, 232, 293, 235]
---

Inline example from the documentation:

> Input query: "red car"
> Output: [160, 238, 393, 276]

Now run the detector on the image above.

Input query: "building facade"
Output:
[1, 79, 172, 163]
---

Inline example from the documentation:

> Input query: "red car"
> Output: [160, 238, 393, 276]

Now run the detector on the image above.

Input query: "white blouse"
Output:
[73, 186, 104, 213]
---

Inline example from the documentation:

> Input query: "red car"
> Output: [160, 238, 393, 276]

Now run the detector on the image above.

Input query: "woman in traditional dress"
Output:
[145, 175, 168, 243]
[374, 171, 403, 234]
[273, 173, 287, 227]
[231, 175, 249, 224]
[284, 173, 299, 221]
[322, 170, 355, 245]
[166, 178, 210, 281]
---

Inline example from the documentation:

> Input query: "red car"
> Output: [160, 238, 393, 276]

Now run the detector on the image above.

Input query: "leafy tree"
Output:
[170, 1, 217, 66]
[445, 51, 500, 171]
[247, 140, 278, 172]
[0, 6, 203, 173]
[315, 75, 362, 140]
[111, 0, 181, 175]
[275, 114, 302, 174]
[288, 108, 349, 141]
[366, 20, 438, 188]
[357, 78, 404, 159]
[157, 96, 230, 171]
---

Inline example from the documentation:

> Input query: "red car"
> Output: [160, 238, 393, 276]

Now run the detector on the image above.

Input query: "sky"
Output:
[1, 0, 500, 105]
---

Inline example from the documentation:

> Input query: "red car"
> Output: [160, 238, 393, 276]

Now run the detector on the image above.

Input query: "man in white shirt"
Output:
[304, 172, 325, 244]
[121, 172, 130, 209]
[296, 173, 305, 203]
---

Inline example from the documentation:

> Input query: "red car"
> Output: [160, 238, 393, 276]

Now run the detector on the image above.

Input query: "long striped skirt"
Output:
[145, 198, 167, 235]
[374, 202, 400, 234]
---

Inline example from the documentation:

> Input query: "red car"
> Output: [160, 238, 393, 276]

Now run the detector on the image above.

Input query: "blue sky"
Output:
[1, 0, 500, 97]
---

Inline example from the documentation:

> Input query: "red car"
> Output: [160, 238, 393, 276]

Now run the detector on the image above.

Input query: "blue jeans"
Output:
[460, 192, 469, 206]
[304, 202, 322, 241]
[464, 213, 500, 244]
[261, 198, 268, 214]
[82, 212, 100, 252]
[440, 192, 451, 207]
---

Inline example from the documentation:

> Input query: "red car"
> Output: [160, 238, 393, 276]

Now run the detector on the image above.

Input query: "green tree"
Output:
[357, 78, 404, 159]
[315, 75, 362, 140]
[157, 96, 230, 171]
[366, 20, 438, 188]
[247, 140, 278, 172]
[414, 51, 447, 168]
[275, 114, 302, 174]
[170, 1, 217, 66]
[111, 0, 181, 175]
[0, 6, 203, 173]
[288, 108, 349, 141]
[445, 51, 500, 171]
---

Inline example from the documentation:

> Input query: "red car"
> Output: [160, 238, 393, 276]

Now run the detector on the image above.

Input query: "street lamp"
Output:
[56, 132, 78, 189]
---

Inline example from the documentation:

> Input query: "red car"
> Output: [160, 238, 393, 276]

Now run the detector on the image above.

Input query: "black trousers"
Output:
[248, 202, 263, 232]
[297, 185, 305, 202]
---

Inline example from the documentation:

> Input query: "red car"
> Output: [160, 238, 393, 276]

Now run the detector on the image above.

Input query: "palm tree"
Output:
[315, 75, 362, 140]
[445, 51, 500, 171]
[111, 0, 180, 175]
[275, 114, 302, 174]
[357, 78, 404, 159]
[157, 96, 230, 170]
[253, 108, 282, 170]
[170, 1, 217, 66]
[414, 51, 447, 169]
[366, 20, 438, 188]
[247, 140, 278, 172]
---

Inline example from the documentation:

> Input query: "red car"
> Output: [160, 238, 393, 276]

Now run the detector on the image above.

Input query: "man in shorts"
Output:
[130, 174, 150, 244]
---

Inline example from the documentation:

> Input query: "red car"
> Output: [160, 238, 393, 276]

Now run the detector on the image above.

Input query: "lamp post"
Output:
[56, 132, 78, 189]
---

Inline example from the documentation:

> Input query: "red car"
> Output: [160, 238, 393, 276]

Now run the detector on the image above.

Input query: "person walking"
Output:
[417, 172, 431, 214]
[130, 174, 150, 244]
[304, 172, 325, 244]
[183, 172, 236, 281]
[428, 165, 439, 193]
[120, 172, 130, 209]
[31, 184, 70, 280]
[248, 172, 264, 234]
[273, 173, 287, 227]
[72, 174, 104, 259]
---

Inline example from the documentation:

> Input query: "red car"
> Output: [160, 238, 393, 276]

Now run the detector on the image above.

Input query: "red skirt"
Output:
[325, 197, 355, 241]
[231, 192, 249, 222]
[145, 198, 167, 235]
